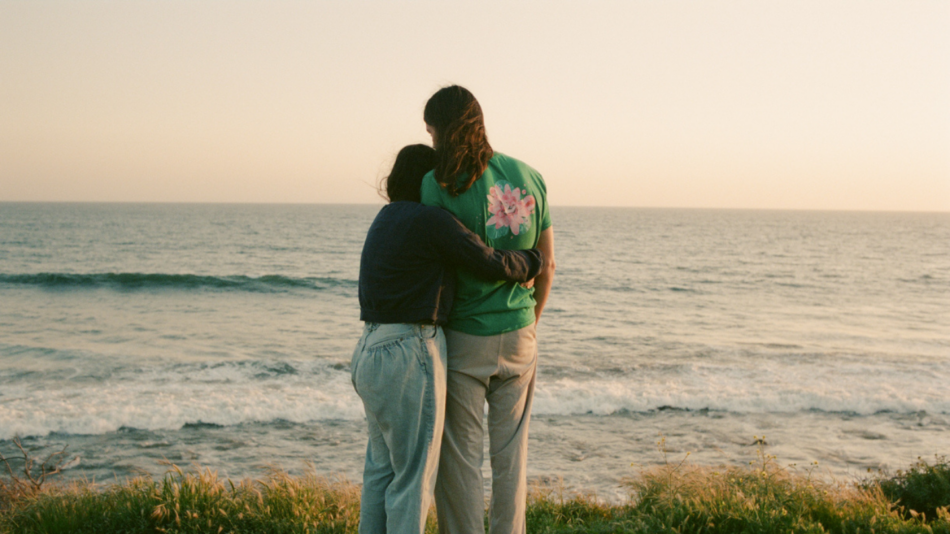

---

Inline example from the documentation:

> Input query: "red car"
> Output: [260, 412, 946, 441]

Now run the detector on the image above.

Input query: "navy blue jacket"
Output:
[358, 202, 544, 325]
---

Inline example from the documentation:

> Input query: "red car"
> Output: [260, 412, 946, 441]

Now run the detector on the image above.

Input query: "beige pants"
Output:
[434, 324, 538, 534]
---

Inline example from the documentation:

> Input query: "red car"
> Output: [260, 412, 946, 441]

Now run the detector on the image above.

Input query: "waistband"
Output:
[362, 323, 438, 346]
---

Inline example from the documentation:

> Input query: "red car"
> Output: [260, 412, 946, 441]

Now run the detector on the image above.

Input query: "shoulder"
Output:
[416, 203, 453, 222]
[370, 202, 397, 223]
[489, 152, 546, 195]
[490, 152, 541, 176]
[421, 170, 438, 189]
[380, 203, 457, 238]
[377, 201, 429, 224]
[420, 171, 447, 206]
[398, 203, 456, 229]
[489, 152, 545, 190]
[414, 205, 467, 242]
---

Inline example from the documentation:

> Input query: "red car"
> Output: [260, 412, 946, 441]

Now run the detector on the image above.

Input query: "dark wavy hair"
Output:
[424, 85, 493, 197]
[380, 144, 437, 203]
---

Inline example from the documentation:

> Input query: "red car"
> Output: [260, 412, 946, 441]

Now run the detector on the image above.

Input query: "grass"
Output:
[523, 450, 950, 534]
[873, 455, 950, 524]
[1, 450, 948, 533]
[621, 451, 949, 534]
[0, 463, 364, 534]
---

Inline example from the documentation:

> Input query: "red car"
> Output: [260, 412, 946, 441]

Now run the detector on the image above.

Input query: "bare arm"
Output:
[533, 227, 555, 325]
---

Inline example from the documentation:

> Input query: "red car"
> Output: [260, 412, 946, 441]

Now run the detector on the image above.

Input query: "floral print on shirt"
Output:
[486, 181, 536, 239]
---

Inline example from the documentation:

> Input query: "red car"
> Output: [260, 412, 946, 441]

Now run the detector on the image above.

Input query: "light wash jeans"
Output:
[351, 323, 447, 534]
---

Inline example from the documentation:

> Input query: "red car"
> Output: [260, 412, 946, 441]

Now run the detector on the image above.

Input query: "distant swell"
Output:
[0, 273, 356, 293]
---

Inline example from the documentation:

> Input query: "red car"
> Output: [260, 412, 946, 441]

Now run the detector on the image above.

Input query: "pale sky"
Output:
[2, 1, 948, 210]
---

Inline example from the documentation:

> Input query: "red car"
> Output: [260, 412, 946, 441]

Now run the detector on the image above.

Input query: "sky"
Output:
[1, 1, 948, 210]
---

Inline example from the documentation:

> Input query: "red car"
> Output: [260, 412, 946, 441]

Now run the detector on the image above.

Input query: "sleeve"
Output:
[425, 208, 544, 283]
[537, 174, 552, 231]
[420, 172, 445, 208]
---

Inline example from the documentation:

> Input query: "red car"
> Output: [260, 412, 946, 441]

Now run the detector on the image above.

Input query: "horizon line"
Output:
[1, 200, 948, 214]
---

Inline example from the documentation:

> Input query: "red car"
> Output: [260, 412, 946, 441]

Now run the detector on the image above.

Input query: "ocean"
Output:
[1, 203, 947, 500]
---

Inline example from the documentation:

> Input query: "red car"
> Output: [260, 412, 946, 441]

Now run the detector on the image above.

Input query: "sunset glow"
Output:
[2, 1, 947, 210]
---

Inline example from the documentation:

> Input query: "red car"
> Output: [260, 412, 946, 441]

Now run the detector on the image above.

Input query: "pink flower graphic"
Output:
[486, 182, 536, 236]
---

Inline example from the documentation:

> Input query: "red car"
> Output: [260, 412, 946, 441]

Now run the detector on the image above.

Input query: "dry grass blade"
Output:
[1, 435, 74, 508]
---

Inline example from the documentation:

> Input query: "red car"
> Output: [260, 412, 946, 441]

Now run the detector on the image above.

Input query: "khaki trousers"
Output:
[434, 324, 538, 534]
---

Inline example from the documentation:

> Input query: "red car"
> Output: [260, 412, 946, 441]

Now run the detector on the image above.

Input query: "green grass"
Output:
[0, 465, 363, 534]
[2, 454, 949, 533]
[621, 451, 948, 534]
[873, 455, 950, 523]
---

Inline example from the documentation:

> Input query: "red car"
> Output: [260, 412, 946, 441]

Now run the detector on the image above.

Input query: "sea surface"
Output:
[1, 203, 947, 500]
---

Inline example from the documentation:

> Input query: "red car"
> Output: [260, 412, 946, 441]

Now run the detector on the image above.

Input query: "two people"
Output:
[353, 86, 556, 534]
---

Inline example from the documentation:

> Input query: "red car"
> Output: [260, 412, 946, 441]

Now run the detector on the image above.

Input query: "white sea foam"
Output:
[2, 354, 948, 440]
[0, 361, 364, 440]
[534, 355, 950, 416]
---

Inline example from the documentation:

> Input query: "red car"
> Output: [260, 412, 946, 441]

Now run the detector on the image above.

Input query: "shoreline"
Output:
[5, 409, 947, 505]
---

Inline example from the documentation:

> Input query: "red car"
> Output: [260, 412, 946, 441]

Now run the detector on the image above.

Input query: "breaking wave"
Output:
[0, 273, 356, 293]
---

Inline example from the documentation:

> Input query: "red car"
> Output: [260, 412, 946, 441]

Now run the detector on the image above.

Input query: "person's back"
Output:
[420, 85, 556, 534]
[420, 152, 551, 335]
[351, 144, 543, 534]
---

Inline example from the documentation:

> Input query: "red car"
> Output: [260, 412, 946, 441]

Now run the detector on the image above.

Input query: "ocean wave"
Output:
[0, 273, 357, 293]
[0, 360, 363, 439]
[532, 376, 950, 417]
[2, 356, 949, 439]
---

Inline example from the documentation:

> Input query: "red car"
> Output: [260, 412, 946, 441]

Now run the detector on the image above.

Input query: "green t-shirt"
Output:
[420, 152, 552, 336]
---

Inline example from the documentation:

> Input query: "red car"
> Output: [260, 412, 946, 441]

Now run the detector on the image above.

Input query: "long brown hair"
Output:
[423, 85, 493, 197]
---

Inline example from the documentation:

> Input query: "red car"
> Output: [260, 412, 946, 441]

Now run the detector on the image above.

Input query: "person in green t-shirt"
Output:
[420, 85, 556, 534]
